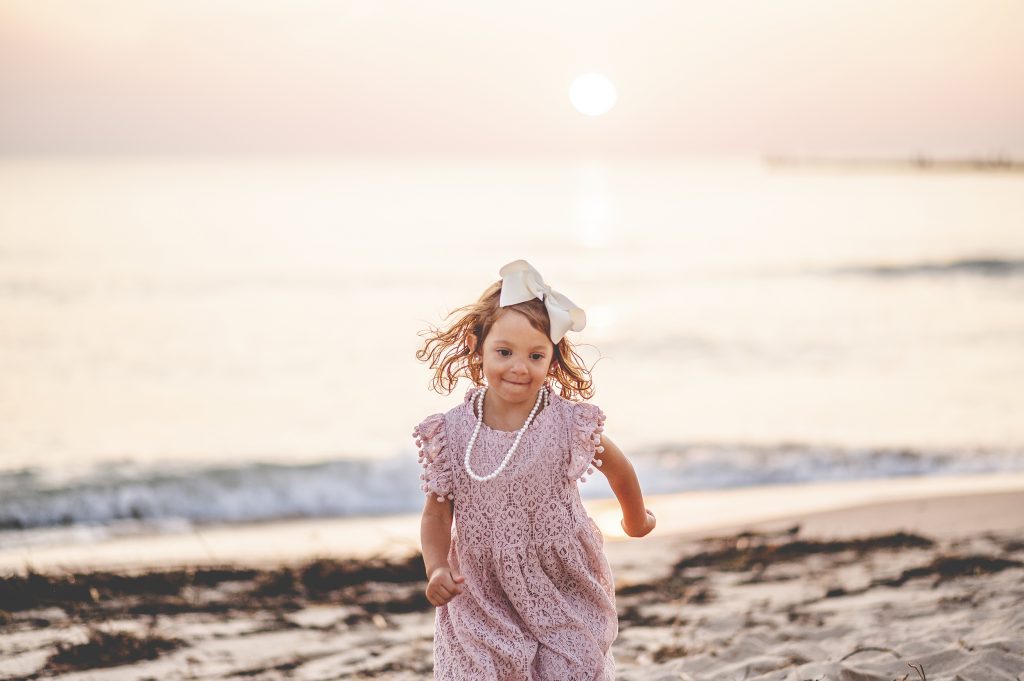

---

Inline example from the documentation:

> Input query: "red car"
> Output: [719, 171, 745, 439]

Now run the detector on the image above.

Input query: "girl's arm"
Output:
[420, 497, 465, 606]
[421, 496, 455, 577]
[594, 435, 656, 537]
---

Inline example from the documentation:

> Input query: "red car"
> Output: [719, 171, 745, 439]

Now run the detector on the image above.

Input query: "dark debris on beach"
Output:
[0, 553, 428, 623]
[43, 627, 186, 675]
[0, 554, 432, 677]
[613, 526, 1024, 618]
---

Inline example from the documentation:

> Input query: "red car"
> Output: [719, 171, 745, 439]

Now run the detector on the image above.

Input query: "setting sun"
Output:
[569, 72, 617, 116]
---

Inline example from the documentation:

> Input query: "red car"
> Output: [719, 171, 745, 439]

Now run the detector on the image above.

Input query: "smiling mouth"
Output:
[504, 380, 528, 385]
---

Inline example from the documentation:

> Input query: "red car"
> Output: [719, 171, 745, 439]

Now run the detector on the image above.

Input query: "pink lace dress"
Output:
[413, 384, 617, 681]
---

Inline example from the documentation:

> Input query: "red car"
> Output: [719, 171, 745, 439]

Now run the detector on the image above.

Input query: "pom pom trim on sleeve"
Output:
[413, 413, 455, 503]
[568, 402, 607, 483]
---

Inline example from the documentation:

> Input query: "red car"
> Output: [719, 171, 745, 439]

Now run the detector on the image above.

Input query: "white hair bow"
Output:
[498, 259, 587, 344]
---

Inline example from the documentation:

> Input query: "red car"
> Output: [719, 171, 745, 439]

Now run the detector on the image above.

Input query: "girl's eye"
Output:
[496, 349, 545, 360]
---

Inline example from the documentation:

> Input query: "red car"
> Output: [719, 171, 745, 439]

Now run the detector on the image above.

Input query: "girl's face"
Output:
[478, 310, 554, 407]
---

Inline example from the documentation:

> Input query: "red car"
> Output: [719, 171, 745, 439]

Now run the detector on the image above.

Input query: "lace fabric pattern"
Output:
[413, 385, 617, 680]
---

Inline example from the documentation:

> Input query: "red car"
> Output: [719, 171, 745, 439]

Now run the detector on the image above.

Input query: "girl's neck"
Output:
[479, 385, 548, 431]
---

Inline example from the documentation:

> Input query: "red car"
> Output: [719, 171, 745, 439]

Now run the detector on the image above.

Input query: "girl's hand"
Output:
[425, 565, 465, 607]
[621, 509, 656, 538]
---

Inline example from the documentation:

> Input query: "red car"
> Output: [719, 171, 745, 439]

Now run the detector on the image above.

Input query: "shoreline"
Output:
[2, 471, 1023, 576]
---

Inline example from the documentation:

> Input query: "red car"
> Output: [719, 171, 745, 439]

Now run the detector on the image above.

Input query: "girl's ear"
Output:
[467, 332, 478, 353]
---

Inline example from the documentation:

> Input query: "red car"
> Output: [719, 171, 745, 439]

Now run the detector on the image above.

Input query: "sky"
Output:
[1, 0, 1022, 157]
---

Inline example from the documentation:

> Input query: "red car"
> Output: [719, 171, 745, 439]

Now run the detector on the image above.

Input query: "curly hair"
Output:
[415, 280, 596, 401]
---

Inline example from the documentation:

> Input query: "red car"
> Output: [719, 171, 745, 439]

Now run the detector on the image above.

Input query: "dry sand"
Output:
[1, 476, 1022, 680]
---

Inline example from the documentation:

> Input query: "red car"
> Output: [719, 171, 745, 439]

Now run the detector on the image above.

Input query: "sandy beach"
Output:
[2, 474, 1023, 680]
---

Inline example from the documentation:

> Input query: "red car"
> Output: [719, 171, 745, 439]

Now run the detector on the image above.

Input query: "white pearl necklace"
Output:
[464, 384, 549, 482]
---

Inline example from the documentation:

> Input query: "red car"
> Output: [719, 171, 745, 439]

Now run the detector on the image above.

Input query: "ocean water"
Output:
[1, 156, 1023, 542]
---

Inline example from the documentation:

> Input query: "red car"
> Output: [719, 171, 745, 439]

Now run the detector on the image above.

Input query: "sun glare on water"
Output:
[568, 73, 617, 116]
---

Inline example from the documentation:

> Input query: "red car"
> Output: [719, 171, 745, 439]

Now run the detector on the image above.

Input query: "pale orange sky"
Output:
[1, 0, 1022, 157]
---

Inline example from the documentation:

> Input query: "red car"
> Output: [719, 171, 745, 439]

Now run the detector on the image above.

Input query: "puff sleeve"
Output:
[568, 402, 607, 483]
[413, 413, 454, 503]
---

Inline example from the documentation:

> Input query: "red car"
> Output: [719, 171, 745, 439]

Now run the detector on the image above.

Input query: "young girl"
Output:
[413, 259, 656, 681]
